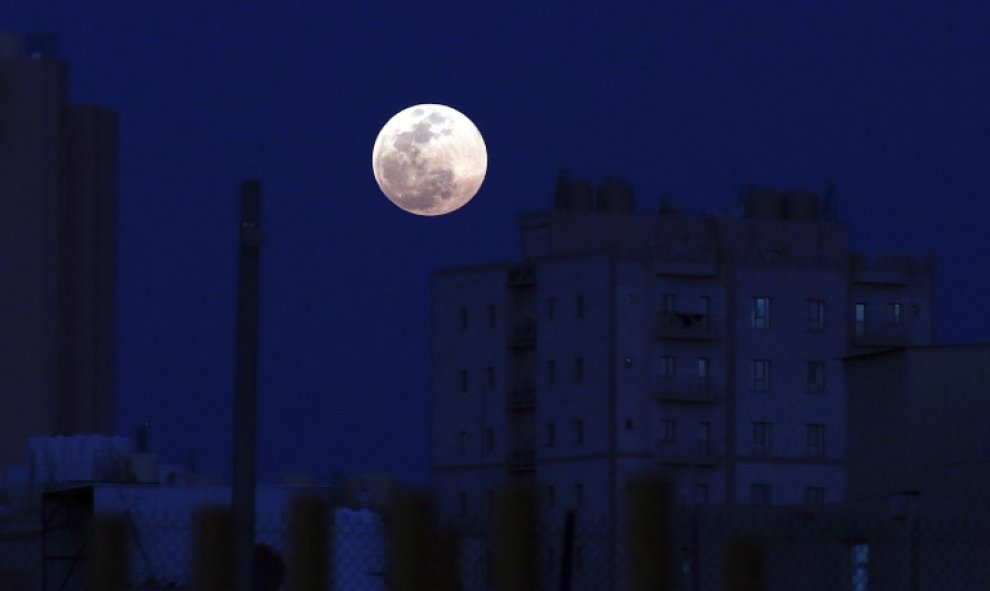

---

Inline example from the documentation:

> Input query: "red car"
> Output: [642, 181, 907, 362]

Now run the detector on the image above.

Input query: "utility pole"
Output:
[233, 180, 262, 591]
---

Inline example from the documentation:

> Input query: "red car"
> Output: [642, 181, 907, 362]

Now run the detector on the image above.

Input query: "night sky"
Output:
[6, 2, 990, 485]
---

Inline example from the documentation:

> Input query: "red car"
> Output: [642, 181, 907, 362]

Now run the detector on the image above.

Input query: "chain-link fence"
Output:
[2, 501, 990, 590]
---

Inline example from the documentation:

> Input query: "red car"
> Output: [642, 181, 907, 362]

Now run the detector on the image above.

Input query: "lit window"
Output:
[888, 302, 902, 324]
[807, 299, 826, 332]
[751, 297, 771, 329]
[752, 421, 772, 455]
[752, 359, 771, 392]
[806, 423, 825, 457]
[854, 303, 867, 336]
[806, 361, 826, 393]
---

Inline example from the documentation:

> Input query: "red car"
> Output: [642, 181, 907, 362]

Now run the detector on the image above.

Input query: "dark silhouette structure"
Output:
[0, 33, 116, 468]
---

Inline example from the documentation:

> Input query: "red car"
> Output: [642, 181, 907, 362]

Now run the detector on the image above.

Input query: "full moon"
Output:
[372, 104, 487, 216]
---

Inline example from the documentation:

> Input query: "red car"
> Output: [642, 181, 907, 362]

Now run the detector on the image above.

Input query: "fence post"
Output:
[388, 489, 456, 591]
[289, 495, 329, 591]
[725, 537, 762, 591]
[90, 515, 127, 591]
[492, 484, 536, 591]
[626, 475, 674, 591]
[192, 506, 235, 591]
[559, 510, 576, 591]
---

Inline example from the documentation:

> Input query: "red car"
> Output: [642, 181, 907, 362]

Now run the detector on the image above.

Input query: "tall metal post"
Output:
[233, 180, 262, 591]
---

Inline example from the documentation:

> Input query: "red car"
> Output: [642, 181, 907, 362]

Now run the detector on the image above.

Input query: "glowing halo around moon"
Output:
[372, 104, 488, 216]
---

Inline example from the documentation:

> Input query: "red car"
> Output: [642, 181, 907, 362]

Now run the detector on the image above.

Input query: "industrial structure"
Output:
[0, 33, 117, 468]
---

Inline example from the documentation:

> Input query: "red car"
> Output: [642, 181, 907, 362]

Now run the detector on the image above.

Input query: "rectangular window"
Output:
[575, 357, 584, 382]
[806, 423, 826, 457]
[485, 428, 495, 452]
[488, 304, 496, 328]
[576, 294, 585, 319]
[750, 483, 772, 505]
[807, 361, 826, 393]
[548, 360, 556, 385]
[751, 297, 771, 329]
[804, 486, 826, 505]
[660, 293, 676, 321]
[888, 302, 902, 324]
[697, 357, 710, 378]
[699, 296, 711, 327]
[661, 419, 677, 442]
[752, 421, 772, 455]
[459, 369, 468, 393]
[545, 485, 555, 510]
[458, 431, 468, 456]
[458, 491, 467, 519]
[547, 297, 556, 320]
[752, 359, 771, 392]
[545, 422, 555, 448]
[659, 355, 676, 376]
[574, 483, 584, 508]
[854, 303, 867, 336]
[574, 419, 584, 444]
[459, 307, 468, 330]
[807, 299, 826, 332]
[699, 421, 712, 454]
[487, 366, 496, 389]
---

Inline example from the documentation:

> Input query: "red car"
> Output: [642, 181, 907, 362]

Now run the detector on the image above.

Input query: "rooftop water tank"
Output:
[596, 177, 635, 213]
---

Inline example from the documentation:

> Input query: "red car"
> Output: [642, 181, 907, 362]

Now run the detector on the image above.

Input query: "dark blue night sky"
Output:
[6, 1, 990, 485]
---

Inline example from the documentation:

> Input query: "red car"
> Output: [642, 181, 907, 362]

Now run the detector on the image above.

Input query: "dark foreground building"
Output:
[0, 33, 116, 468]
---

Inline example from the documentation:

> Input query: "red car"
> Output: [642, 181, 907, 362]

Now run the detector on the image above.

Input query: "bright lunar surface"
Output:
[372, 104, 488, 216]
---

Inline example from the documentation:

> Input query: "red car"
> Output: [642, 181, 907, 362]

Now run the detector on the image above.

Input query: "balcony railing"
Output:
[654, 438, 717, 466]
[509, 319, 537, 348]
[507, 384, 536, 410]
[508, 447, 535, 472]
[655, 313, 718, 341]
[654, 375, 716, 403]
[507, 262, 536, 287]
[851, 320, 911, 347]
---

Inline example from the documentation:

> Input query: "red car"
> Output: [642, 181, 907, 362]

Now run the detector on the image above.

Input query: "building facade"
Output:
[0, 33, 117, 468]
[431, 176, 934, 586]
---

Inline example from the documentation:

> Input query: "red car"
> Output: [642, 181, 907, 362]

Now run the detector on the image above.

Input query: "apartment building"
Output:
[431, 175, 933, 536]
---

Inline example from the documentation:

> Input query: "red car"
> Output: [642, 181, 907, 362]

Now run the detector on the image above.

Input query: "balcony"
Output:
[654, 375, 716, 403]
[654, 438, 717, 467]
[851, 321, 911, 348]
[507, 384, 536, 410]
[507, 262, 536, 287]
[655, 313, 717, 341]
[508, 447, 535, 472]
[509, 319, 537, 348]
